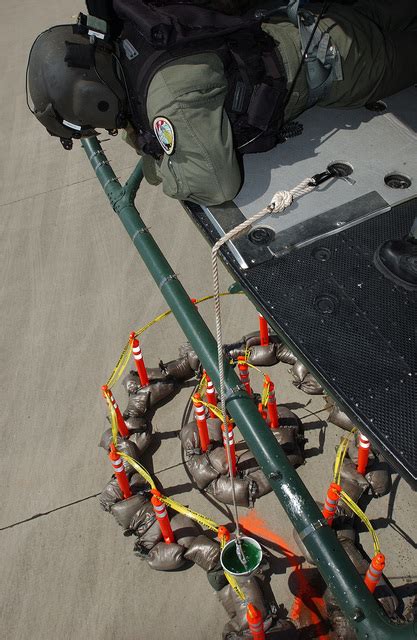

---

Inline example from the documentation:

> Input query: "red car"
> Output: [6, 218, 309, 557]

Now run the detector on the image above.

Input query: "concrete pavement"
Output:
[0, 2, 416, 639]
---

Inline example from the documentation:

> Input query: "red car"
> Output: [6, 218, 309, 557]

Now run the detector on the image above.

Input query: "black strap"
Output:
[64, 41, 94, 69]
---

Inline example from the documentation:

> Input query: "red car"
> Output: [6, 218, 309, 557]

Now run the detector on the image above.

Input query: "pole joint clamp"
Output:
[298, 519, 327, 541]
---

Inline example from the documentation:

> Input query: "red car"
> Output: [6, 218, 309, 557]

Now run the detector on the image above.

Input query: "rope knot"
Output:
[267, 190, 293, 214]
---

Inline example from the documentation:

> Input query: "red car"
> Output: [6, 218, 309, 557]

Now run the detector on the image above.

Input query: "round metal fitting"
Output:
[384, 173, 412, 189]
[248, 226, 275, 245]
[312, 247, 331, 262]
[314, 294, 339, 314]
[365, 100, 387, 112]
[327, 161, 354, 178]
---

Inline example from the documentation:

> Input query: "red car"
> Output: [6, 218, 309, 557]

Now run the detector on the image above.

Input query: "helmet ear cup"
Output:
[72, 78, 120, 129]
[27, 24, 128, 141]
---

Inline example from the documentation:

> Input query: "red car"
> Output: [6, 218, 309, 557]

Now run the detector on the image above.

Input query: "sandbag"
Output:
[365, 460, 392, 498]
[220, 576, 268, 633]
[291, 361, 324, 395]
[324, 396, 357, 432]
[206, 564, 229, 592]
[208, 447, 229, 475]
[98, 473, 146, 511]
[325, 538, 399, 618]
[180, 419, 223, 455]
[110, 493, 149, 530]
[228, 347, 245, 360]
[207, 476, 251, 507]
[146, 542, 185, 571]
[237, 450, 259, 474]
[122, 389, 150, 418]
[129, 500, 156, 536]
[184, 534, 220, 571]
[244, 331, 280, 350]
[207, 418, 223, 445]
[186, 453, 220, 490]
[328, 610, 357, 640]
[160, 356, 195, 381]
[248, 468, 272, 498]
[180, 421, 200, 454]
[170, 513, 200, 548]
[125, 415, 151, 433]
[178, 342, 200, 373]
[275, 343, 297, 365]
[115, 439, 142, 477]
[129, 430, 152, 456]
[148, 379, 179, 408]
[339, 474, 367, 516]
[136, 518, 164, 550]
[340, 458, 369, 491]
[248, 344, 278, 367]
[98, 428, 118, 451]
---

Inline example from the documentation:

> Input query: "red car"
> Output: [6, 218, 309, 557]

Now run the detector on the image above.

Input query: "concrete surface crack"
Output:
[0, 492, 101, 532]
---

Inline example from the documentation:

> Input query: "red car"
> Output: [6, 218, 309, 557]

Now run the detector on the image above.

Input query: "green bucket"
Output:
[220, 536, 262, 577]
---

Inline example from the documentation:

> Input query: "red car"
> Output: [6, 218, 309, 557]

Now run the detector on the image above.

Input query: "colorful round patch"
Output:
[153, 116, 175, 155]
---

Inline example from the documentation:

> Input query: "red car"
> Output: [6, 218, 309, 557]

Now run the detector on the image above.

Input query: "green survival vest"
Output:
[113, 1, 289, 158]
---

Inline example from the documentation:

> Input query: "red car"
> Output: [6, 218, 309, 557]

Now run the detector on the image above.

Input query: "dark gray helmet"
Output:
[27, 21, 128, 148]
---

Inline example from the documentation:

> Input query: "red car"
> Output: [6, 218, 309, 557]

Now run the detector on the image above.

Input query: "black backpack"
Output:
[88, 1, 290, 157]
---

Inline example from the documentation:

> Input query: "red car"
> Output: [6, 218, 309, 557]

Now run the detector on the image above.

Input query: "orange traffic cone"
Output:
[151, 489, 175, 544]
[258, 314, 269, 346]
[222, 421, 237, 476]
[205, 373, 218, 418]
[102, 385, 129, 438]
[192, 393, 210, 452]
[265, 376, 279, 429]
[364, 553, 385, 593]
[238, 356, 252, 395]
[322, 482, 341, 526]
[246, 603, 266, 640]
[109, 444, 132, 499]
[130, 332, 149, 386]
[258, 402, 268, 421]
[357, 432, 370, 475]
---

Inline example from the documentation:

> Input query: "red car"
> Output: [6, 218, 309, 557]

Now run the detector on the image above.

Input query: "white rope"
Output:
[211, 178, 316, 547]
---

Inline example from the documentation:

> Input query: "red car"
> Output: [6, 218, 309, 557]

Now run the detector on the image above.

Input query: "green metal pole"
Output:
[82, 137, 416, 640]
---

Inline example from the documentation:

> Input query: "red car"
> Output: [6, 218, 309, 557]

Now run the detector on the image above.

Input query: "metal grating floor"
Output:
[185, 198, 417, 488]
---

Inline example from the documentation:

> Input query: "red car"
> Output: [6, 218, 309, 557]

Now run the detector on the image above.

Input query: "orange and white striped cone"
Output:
[322, 482, 341, 526]
[259, 314, 269, 347]
[130, 332, 149, 387]
[258, 402, 268, 422]
[217, 525, 231, 544]
[222, 421, 237, 476]
[205, 373, 218, 418]
[357, 432, 370, 475]
[109, 444, 132, 499]
[192, 393, 210, 452]
[364, 553, 385, 593]
[102, 385, 129, 438]
[266, 377, 279, 429]
[151, 489, 175, 544]
[238, 356, 252, 396]
[246, 603, 266, 640]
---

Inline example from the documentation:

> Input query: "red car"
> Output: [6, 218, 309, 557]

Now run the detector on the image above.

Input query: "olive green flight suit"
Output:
[143, 1, 417, 205]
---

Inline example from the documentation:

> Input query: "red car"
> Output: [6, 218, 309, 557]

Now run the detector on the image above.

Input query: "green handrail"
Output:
[82, 136, 416, 640]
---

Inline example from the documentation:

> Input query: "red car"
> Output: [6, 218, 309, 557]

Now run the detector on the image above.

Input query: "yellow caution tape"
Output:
[333, 427, 357, 485]
[107, 400, 119, 447]
[107, 339, 132, 389]
[116, 451, 156, 489]
[224, 571, 246, 601]
[105, 291, 239, 393]
[340, 490, 380, 555]
[159, 495, 219, 533]
[197, 371, 208, 397]
[261, 379, 270, 407]
[198, 398, 225, 422]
